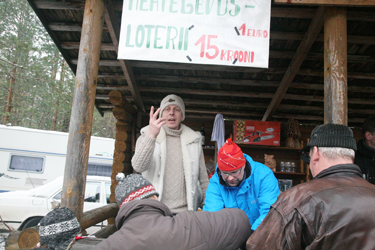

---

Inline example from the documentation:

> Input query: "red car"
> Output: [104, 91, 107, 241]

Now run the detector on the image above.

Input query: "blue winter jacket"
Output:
[203, 154, 280, 231]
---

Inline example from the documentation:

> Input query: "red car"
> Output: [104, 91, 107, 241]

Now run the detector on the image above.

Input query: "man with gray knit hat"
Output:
[246, 123, 375, 250]
[132, 94, 209, 213]
[93, 173, 251, 250]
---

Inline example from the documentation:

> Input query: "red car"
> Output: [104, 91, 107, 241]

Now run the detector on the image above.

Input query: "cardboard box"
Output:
[233, 120, 280, 146]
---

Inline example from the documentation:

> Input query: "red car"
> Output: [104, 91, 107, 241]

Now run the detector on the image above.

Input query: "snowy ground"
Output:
[0, 223, 12, 250]
[0, 232, 7, 250]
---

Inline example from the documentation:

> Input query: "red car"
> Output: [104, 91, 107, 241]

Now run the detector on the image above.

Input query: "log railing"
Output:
[80, 203, 119, 231]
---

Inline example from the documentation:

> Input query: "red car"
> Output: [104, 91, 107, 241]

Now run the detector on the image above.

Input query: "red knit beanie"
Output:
[218, 138, 246, 171]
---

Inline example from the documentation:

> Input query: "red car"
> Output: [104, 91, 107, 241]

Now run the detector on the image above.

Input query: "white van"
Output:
[0, 175, 111, 232]
[0, 125, 115, 192]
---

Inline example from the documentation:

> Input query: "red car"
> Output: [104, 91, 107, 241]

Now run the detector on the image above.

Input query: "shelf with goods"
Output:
[203, 144, 310, 184]
[237, 144, 310, 186]
[190, 119, 315, 186]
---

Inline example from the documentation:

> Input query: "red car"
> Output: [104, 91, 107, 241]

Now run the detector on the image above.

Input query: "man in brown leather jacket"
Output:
[93, 173, 251, 250]
[246, 123, 375, 250]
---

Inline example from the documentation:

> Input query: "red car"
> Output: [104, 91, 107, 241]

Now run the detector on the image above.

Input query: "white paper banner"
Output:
[118, 0, 271, 68]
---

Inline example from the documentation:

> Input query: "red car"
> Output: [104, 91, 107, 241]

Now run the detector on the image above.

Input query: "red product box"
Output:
[233, 120, 280, 146]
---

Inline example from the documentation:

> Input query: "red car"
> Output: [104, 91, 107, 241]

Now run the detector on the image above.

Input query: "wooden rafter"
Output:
[78, 58, 375, 79]
[262, 7, 324, 121]
[64, 45, 375, 63]
[33, 1, 375, 21]
[274, 0, 375, 6]
[96, 98, 375, 118]
[96, 92, 375, 108]
[103, 0, 145, 111]
[74, 60, 375, 80]
[96, 85, 131, 91]
[60, 42, 115, 50]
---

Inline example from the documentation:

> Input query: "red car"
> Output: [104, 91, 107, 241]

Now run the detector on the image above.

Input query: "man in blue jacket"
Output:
[203, 138, 280, 234]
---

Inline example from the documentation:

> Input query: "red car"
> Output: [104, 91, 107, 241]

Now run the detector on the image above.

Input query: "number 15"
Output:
[195, 35, 219, 60]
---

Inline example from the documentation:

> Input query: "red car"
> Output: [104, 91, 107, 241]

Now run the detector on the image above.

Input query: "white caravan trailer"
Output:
[0, 125, 115, 192]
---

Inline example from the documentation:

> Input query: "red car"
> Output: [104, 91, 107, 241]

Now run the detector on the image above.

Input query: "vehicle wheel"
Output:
[20, 217, 42, 230]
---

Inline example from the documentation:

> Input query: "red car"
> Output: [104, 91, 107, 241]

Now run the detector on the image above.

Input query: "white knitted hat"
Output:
[159, 94, 185, 121]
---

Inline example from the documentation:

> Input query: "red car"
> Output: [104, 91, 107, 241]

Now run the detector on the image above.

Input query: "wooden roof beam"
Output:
[103, 0, 144, 112]
[262, 7, 324, 121]
[272, 32, 375, 45]
[97, 73, 126, 79]
[32, 1, 375, 20]
[72, 59, 375, 79]
[60, 41, 114, 50]
[140, 97, 269, 109]
[97, 101, 374, 118]
[138, 86, 375, 105]
[33, 0, 85, 10]
[139, 86, 324, 102]
[274, 0, 375, 7]
[96, 85, 131, 91]
[136, 75, 281, 87]
[134, 75, 375, 93]
[52, 24, 375, 45]
[138, 97, 325, 112]
[297, 69, 375, 80]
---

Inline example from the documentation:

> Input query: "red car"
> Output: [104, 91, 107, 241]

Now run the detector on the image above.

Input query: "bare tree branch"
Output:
[0, 58, 25, 69]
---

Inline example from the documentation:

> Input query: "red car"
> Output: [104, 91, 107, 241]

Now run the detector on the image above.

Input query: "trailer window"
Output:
[9, 155, 44, 172]
[87, 164, 111, 177]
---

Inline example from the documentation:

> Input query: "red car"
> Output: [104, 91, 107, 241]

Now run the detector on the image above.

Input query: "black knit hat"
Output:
[39, 207, 80, 250]
[301, 123, 357, 152]
[115, 173, 159, 208]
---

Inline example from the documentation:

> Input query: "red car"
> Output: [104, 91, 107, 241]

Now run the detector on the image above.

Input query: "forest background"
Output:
[0, 0, 116, 138]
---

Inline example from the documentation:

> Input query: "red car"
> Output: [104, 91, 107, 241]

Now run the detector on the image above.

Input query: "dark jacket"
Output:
[93, 199, 251, 250]
[246, 164, 375, 250]
[355, 139, 375, 184]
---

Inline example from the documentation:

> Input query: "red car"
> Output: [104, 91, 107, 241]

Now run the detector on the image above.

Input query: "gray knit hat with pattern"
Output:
[39, 207, 80, 250]
[159, 94, 185, 121]
[301, 123, 357, 152]
[115, 173, 159, 208]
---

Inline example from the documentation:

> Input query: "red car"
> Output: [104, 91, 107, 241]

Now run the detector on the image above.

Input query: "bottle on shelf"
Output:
[280, 162, 285, 172]
[286, 162, 291, 172]
[200, 123, 206, 147]
[291, 162, 296, 172]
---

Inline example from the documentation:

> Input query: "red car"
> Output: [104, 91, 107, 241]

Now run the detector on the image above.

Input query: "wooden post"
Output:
[61, 0, 105, 223]
[324, 7, 348, 125]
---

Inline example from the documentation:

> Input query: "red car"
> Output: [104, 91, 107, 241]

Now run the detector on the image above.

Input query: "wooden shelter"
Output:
[10, 0, 374, 248]
[26, 0, 375, 126]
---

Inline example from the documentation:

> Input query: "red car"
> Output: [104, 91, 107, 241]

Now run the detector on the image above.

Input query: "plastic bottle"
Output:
[200, 123, 206, 147]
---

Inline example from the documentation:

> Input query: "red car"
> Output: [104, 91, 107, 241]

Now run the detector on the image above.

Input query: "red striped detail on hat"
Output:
[120, 185, 156, 207]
